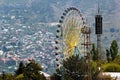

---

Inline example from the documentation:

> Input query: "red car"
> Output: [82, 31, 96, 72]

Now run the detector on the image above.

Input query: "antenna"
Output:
[98, 0, 100, 14]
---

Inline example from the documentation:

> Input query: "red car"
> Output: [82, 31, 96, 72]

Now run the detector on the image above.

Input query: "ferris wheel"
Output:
[55, 7, 89, 68]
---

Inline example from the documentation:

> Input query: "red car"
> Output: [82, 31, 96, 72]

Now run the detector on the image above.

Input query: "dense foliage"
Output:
[53, 55, 92, 80]
[106, 40, 119, 62]
[90, 44, 99, 61]
[0, 60, 46, 80]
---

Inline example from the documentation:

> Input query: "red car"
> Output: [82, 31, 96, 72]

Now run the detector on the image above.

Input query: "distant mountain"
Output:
[0, 0, 118, 23]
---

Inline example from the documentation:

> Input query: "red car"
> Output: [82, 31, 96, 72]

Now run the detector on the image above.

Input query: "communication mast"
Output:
[95, 1, 103, 60]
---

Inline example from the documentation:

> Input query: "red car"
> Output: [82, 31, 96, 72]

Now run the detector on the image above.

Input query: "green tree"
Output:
[15, 61, 25, 76]
[110, 40, 119, 61]
[113, 55, 120, 65]
[52, 69, 62, 80]
[54, 55, 89, 80]
[106, 40, 119, 62]
[23, 59, 46, 80]
[90, 44, 98, 61]
[106, 49, 111, 62]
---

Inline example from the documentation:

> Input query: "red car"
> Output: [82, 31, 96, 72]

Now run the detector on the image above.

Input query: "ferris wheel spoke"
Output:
[64, 47, 75, 58]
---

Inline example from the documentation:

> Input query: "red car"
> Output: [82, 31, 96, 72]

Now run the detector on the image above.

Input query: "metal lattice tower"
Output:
[81, 26, 92, 80]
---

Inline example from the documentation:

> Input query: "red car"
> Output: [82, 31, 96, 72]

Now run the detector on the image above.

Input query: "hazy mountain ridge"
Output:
[0, 0, 118, 24]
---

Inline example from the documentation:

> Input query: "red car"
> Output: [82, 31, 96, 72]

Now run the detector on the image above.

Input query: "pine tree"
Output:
[90, 44, 98, 61]
[15, 61, 25, 76]
[106, 40, 119, 61]
[106, 49, 111, 62]
[110, 40, 118, 61]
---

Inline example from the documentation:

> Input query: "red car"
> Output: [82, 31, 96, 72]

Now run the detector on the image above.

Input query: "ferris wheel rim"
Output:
[55, 7, 86, 60]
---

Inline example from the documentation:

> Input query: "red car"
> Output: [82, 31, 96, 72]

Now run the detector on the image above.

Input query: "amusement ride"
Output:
[55, 7, 92, 80]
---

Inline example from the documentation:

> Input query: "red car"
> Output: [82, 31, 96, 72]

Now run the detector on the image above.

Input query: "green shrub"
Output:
[113, 55, 120, 65]
[102, 63, 120, 72]
[15, 74, 24, 80]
